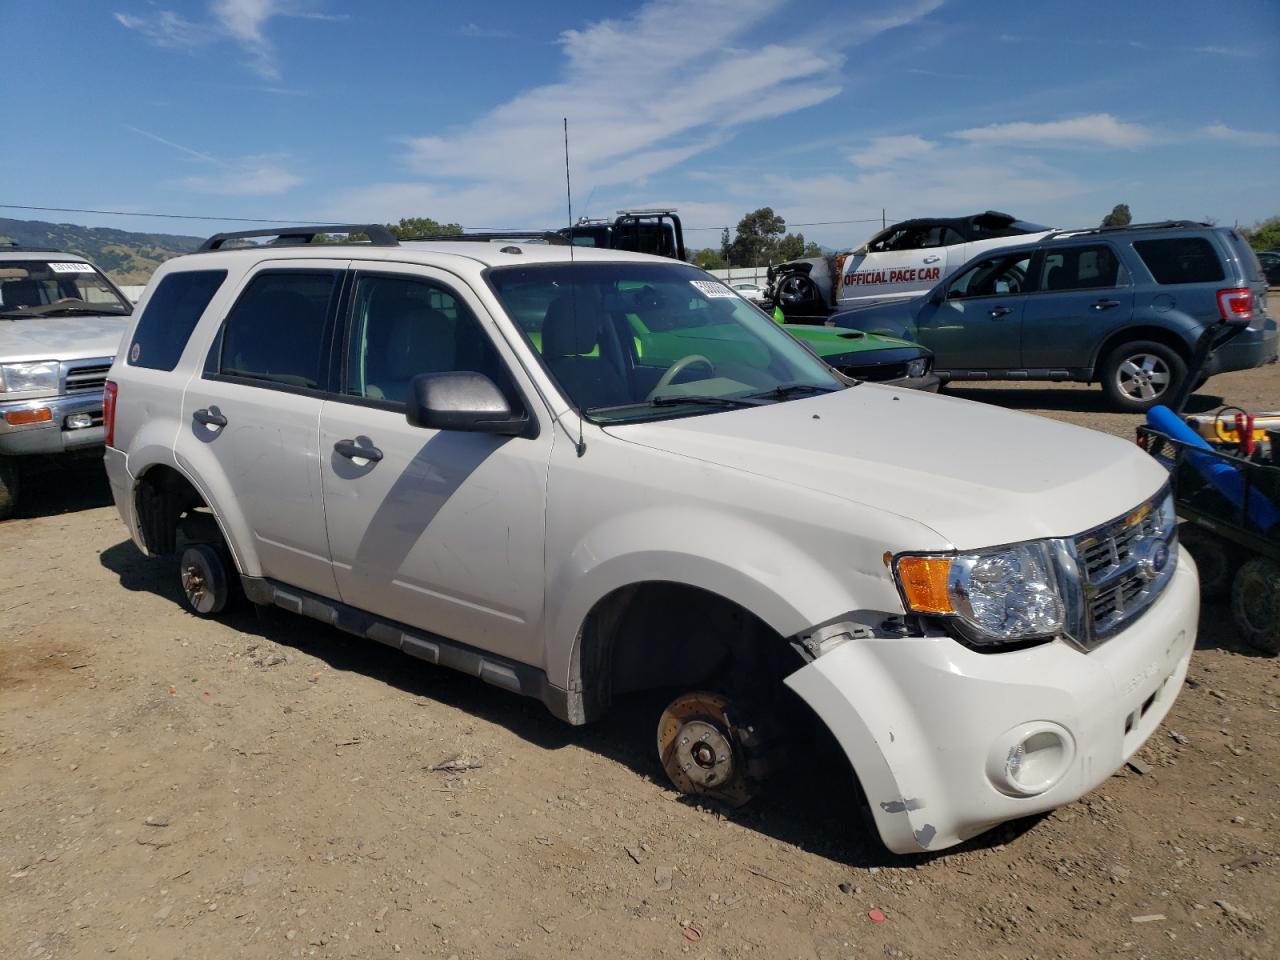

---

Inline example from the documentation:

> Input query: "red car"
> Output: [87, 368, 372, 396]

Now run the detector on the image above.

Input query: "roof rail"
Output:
[405, 231, 570, 245]
[197, 224, 398, 252]
[1040, 220, 1210, 242]
[0, 241, 63, 252]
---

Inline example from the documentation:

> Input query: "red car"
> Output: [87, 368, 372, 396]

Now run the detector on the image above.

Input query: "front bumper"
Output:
[785, 547, 1199, 854]
[0, 393, 105, 456]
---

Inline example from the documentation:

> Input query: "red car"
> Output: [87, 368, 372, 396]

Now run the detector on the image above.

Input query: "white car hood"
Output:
[0, 314, 129, 363]
[605, 384, 1168, 550]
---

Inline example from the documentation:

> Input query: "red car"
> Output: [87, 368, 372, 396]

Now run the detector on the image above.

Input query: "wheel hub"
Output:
[182, 564, 207, 605]
[656, 692, 754, 806]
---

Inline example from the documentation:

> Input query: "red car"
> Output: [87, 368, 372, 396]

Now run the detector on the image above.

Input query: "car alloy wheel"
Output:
[1115, 352, 1172, 402]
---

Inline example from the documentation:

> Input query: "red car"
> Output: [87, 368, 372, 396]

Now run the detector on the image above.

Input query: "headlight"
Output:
[905, 356, 930, 379]
[896, 541, 1066, 644]
[0, 361, 59, 393]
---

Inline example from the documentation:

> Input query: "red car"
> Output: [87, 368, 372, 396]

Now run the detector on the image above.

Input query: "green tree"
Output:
[691, 247, 728, 270]
[719, 227, 731, 264]
[775, 232, 822, 262]
[1242, 215, 1280, 251]
[729, 207, 786, 267]
[386, 216, 463, 239]
[1101, 204, 1132, 228]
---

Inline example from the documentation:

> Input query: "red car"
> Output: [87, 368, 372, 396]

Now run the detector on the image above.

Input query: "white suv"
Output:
[104, 225, 1199, 854]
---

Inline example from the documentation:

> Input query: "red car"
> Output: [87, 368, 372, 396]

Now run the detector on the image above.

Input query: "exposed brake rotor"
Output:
[656, 692, 755, 807]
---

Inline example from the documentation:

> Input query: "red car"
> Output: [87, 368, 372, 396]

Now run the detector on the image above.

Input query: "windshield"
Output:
[0, 260, 131, 317]
[488, 262, 842, 423]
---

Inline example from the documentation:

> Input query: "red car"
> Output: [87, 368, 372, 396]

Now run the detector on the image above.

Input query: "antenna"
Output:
[564, 117, 586, 457]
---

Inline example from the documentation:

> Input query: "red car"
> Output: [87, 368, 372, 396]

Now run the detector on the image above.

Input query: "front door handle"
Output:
[193, 408, 227, 428]
[334, 439, 383, 463]
[923, 255, 941, 264]
[1093, 298, 1121, 310]
[989, 306, 1013, 318]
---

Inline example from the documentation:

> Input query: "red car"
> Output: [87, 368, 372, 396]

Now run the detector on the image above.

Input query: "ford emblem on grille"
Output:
[1135, 540, 1170, 583]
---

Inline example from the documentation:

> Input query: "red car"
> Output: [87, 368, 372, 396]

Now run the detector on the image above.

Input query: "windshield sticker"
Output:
[690, 280, 736, 298]
[130, 342, 141, 363]
[49, 262, 96, 273]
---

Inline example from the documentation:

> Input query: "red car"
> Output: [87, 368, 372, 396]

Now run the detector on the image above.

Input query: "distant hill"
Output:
[0, 217, 203, 285]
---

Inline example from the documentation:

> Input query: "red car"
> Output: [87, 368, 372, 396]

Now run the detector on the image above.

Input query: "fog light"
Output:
[987, 722, 1074, 797]
[4, 407, 52, 426]
[66, 413, 93, 429]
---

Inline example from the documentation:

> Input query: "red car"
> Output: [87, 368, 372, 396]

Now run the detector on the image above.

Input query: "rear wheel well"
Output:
[571, 582, 802, 723]
[1091, 326, 1191, 381]
[134, 465, 221, 556]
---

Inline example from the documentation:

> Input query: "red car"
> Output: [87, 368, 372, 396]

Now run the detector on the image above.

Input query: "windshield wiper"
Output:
[746, 383, 840, 401]
[589, 395, 763, 414]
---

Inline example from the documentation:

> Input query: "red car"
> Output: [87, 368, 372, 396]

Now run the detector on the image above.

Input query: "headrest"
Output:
[542, 295, 601, 357]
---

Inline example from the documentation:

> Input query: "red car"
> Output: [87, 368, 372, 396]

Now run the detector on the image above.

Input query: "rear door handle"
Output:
[923, 255, 941, 264]
[334, 439, 383, 463]
[1093, 299, 1121, 310]
[193, 408, 227, 428]
[989, 306, 1013, 318]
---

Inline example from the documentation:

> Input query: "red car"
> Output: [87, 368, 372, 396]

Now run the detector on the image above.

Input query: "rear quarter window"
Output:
[127, 270, 227, 371]
[1132, 237, 1225, 285]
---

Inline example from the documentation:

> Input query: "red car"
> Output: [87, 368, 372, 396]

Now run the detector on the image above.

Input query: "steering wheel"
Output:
[648, 354, 714, 399]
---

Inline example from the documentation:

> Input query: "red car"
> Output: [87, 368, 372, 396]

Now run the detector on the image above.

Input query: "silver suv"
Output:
[0, 245, 132, 517]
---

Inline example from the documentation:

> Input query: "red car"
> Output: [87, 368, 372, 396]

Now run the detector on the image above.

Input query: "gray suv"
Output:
[828, 221, 1277, 411]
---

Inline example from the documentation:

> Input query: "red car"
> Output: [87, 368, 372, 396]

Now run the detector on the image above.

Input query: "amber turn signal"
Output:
[4, 407, 52, 426]
[895, 556, 954, 614]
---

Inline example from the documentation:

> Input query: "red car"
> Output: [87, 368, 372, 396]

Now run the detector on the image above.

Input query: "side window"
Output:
[343, 274, 508, 406]
[218, 271, 338, 389]
[1133, 237, 1225, 284]
[946, 254, 1032, 299]
[128, 270, 226, 371]
[1038, 244, 1122, 291]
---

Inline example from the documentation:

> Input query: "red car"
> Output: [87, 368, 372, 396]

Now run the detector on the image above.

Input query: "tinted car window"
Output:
[344, 274, 507, 405]
[218, 271, 338, 389]
[127, 270, 226, 371]
[1038, 244, 1122, 291]
[946, 254, 1032, 299]
[1133, 237, 1224, 284]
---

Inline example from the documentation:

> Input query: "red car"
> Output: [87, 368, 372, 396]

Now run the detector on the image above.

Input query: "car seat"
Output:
[542, 295, 630, 410]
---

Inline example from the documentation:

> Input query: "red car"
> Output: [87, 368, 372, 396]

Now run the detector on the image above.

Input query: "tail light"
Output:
[103, 379, 118, 448]
[1217, 287, 1254, 323]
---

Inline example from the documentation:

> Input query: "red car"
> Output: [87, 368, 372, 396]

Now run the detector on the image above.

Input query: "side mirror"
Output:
[929, 289, 944, 305]
[406, 371, 529, 436]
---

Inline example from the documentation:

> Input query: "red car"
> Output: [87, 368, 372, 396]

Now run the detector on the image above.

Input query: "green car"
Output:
[769, 307, 940, 390]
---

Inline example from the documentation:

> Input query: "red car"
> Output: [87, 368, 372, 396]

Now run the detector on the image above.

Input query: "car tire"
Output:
[1100, 341, 1187, 412]
[1178, 524, 1244, 602]
[1231, 556, 1280, 656]
[0, 458, 19, 521]
[178, 542, 232, 617]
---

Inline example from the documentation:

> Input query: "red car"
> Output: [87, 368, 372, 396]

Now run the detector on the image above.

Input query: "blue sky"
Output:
[3, 0, 1277, 250]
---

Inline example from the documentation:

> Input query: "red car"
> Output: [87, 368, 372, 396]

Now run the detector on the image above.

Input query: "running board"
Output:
[240, 576, 572, 722]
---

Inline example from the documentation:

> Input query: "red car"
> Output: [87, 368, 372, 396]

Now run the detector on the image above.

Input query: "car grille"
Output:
[838, 361, 909, 382]
[1073, 493, 1177, 646]
[62, 361, 112, 393]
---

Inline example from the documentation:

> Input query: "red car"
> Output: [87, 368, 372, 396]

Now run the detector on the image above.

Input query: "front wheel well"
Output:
[134, 465, 219, 556]
[570, 581, 802, 723]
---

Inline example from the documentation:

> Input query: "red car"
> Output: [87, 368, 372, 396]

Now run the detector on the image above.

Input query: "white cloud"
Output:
[113, 10, 207, 48]
[1201, 123, 1280, 147]
[330, 0, 941, 228]
[175, 157, 303, 196]
[850, 135, 935, 167]
[951, 114, 1156, 149]
[115, 1, 341, 79]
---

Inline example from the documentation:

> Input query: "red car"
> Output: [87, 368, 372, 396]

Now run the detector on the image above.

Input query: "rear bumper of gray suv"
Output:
[1204, 317, 1278, 376]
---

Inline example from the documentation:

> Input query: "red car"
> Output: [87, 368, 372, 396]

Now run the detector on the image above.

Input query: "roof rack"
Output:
[197, 224, 398, 252]
[0, 241, 63, 252]
[404, 231, 570, 245]
[1040, 220, 1210, 242]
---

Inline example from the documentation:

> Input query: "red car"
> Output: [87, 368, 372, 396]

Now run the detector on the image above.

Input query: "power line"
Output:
[684, 216, 889, 231]
[0, 202, 323, 225]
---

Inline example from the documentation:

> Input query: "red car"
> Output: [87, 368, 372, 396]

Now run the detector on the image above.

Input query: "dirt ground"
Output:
[2, 358, 1277, 960]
